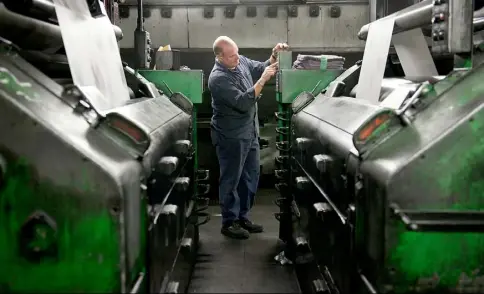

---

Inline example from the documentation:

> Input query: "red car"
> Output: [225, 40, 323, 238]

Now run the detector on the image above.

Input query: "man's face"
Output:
[220, 43, 239, 69]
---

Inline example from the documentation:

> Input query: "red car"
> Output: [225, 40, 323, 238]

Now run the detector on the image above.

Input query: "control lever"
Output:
[196, 183, 210, 196]
[396, 82, 429, 121]
[161, 205, 178, 247]
[180, 237, 194, 257]
[174, 177, 190, 192]
[196, 169, 209, 181]
[313, 278, 330, 293]
[295, 137, 311, 151]
[174, 140, 192, 155]
[158, 156, 179, 176]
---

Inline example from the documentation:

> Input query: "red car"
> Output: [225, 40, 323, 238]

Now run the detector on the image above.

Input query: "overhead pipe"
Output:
[0, 3, 64, 51]
[475, 17, 484, 31]
[3, 0, 123, 42]
[357, 0, 433, 40]
[359, 1, 484, 41]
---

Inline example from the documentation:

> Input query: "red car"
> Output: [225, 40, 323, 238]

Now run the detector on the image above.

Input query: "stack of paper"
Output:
[292, 54, 345, 70]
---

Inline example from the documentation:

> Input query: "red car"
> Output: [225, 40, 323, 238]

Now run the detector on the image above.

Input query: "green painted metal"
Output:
[0, 159, 121, 293]
[383, 68, 484, 292]
[277, 69, 343, 104]
[138, 70, 204, 104]
[0, 67, 39, 101]
[277, 51, 293, 70]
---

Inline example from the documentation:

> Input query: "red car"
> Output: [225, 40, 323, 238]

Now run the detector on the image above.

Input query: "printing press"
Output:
[276, 1, 484, 293]
[0, 0, 209, 293]
[2, 0, 484, 293]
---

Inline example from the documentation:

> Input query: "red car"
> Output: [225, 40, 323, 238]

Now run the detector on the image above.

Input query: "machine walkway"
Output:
[188, 189, 301, 293]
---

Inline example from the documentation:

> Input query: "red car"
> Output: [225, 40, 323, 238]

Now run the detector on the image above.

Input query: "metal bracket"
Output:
[309, 5, 319, 18]
[288, 5, 298, 18]
[161, 7, 172, 18]
[62, 85, 102, 127]
[267, 6, 278, 18]
[224, 6, 236, 18]
[143, 7, 151, 18]
[119, 6, 129, 18]
[329, 6, 340, 18]
[203, 7, 214, 18]
[246, 6, 257, 18]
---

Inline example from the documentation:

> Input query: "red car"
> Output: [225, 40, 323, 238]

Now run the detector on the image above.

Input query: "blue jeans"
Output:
[214, 134, 260, 226]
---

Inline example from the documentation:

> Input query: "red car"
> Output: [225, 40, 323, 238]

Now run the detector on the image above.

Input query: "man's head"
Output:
[213, 36, 239, 69]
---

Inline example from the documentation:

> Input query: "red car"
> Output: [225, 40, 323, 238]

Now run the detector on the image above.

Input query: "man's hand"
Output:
[254, 62, 278, 97]
[261, 62, 278, 83]
[272, 43, 289, 55]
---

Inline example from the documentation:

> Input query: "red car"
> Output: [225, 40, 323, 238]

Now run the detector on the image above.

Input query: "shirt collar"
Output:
[215, 58, 238, 73]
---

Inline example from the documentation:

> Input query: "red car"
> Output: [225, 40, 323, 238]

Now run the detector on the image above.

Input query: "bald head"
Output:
[213, 36, 239, 69]
[213, 36, 237, 57]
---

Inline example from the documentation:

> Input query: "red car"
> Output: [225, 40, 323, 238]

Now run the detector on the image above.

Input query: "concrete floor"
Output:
[188, 189, 300, 293]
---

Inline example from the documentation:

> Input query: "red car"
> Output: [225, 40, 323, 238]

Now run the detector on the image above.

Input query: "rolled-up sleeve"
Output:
[243, 56, 271, 81]
[209, 75, 259, 113]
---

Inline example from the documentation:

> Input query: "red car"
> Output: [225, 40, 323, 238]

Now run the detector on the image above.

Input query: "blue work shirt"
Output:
[208, 55, 270, 144]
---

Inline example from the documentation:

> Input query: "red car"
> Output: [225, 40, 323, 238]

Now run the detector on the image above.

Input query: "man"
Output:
[208, 36, 288, 239]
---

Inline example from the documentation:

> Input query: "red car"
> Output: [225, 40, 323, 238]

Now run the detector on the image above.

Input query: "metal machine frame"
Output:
[275, 1, 484, 294]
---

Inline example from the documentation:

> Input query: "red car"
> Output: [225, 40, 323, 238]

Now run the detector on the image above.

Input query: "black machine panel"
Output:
[101, 95, 191, 171]
[289, 95, 386, 293]
[288, 60, 484, 294]
[0, 39, 197, 294]
[357, 63, 484, 294]
[0, 50, 145, 292]
[293, 95, 383, 159]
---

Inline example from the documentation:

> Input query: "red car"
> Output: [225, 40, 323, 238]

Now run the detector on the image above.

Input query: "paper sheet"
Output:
[52, 0, 129, 112]
[392, 28, 438, 77]
[356, 17, 395, 104]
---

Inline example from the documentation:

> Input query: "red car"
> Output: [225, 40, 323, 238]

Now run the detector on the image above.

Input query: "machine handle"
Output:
[185, 197, 209, 219]
[274, 111, 290, 121]
[160, 80, 174, 96]
[275, 183, 287, 192]
[195, 212, 211, 227]
[395, 82, 429, 117]
[359, 271, 377, 294]
[390, 203, 484, 232]
[130, 273, 145, 294]
[276, 127, 289, 135]
[196, 183, 210, 197]
[291, 200, 301, 218]
[276, 141, 291, 152]
[310, 80, 323, 96]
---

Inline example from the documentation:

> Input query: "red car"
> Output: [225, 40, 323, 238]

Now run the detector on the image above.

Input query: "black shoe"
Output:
[238, 219, 264, 233]
[221, 222, 250, 239]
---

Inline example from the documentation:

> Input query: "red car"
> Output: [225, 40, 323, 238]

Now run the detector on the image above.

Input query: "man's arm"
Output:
[242, 56, 271, 81]
[243, 48, 280, 81]
[209, 75, 265, 113]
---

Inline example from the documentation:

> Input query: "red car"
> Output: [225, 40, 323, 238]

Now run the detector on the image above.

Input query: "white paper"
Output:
[392, 28, 438, 77]
[356, 17, 395, 104]
[52, 0, 129, 112]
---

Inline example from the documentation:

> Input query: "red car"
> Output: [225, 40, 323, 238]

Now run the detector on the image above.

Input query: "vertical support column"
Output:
[274, 51, 294, 243]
